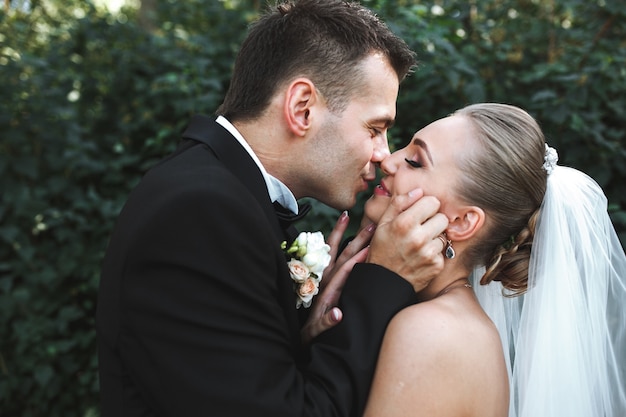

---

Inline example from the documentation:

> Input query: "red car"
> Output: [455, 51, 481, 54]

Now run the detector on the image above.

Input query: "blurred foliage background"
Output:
[1, 0, 624, 415]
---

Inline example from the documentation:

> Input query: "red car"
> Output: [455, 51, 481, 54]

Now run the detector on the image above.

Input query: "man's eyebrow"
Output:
[369, 117, 395, 129]
[412, 137, 434, 165]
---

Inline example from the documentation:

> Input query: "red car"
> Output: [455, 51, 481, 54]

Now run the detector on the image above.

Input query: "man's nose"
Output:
[372, 134, 391, 162]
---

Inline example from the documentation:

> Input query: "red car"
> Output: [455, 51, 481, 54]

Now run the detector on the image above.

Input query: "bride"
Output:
[359, 103, 626, 417]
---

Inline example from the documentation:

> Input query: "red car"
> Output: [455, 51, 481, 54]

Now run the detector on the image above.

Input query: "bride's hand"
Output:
[367, 188, 448, 292]
[320, 212, 376, 291]
[300, 212, 374, 344]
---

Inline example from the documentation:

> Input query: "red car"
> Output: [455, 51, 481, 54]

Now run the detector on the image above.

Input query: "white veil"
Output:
[471, 163, 626, 417]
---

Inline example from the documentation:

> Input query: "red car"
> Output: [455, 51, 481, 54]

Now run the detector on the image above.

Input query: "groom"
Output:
[96, 1, 448, 416]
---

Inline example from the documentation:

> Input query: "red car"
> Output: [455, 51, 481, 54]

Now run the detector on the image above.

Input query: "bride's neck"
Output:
[416, 261, 472, 302]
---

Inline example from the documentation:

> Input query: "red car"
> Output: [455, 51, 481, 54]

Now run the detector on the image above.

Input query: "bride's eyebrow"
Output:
[412, 137, 434, 165]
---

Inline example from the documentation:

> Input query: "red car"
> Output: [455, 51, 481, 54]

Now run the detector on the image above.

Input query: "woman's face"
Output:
[364, 114, 473, 224]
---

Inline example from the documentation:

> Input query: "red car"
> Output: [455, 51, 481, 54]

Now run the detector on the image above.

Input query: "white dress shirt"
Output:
[216, 116, 299, 214]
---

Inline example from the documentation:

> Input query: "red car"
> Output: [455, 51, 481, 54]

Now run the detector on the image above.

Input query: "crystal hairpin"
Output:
[543, 144, 558, 175]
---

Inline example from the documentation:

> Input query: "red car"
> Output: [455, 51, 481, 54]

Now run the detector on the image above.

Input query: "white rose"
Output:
[301, 232, 331, 276]
[304, 232, 329, 253]
[302, 250, 331, 277]
[287, 259, 310, 283]
[295, 232, 309, 246]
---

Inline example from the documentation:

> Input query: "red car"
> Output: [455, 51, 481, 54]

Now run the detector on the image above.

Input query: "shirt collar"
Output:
[216, 116, 299, 214]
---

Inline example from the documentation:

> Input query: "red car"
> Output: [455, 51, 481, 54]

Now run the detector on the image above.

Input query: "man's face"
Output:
[302, 53, 400, 210]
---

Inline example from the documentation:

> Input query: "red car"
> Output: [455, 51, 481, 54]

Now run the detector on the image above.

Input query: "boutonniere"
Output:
[281, 231, 331, 309]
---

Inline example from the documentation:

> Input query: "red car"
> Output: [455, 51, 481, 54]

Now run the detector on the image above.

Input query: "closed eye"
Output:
[405, 158, 422, 168]
[370, 127, 383, 137]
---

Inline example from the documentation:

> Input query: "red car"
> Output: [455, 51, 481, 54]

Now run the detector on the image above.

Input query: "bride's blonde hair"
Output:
[453, 103, 547, 295]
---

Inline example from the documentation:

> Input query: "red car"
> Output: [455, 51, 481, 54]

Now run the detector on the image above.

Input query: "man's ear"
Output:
[445, 206, 485, 242]
[283, 78, 317, 137]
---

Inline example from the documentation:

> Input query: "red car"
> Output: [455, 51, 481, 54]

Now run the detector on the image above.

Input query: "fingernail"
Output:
[331, 308, 340, 321]
[366, 223, 376, 232]
[340, 210, 349, 222]
[408, 188, 421, 198]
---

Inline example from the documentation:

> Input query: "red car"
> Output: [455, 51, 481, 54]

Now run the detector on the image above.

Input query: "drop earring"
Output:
[445, 239, 455, 259]
[437, 234, 456, 259]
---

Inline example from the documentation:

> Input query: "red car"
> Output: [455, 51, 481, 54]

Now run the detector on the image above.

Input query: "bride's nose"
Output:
[379, 151, 400, 176]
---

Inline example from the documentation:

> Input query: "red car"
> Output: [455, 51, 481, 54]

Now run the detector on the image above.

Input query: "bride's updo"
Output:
[453, 103, 547, 295]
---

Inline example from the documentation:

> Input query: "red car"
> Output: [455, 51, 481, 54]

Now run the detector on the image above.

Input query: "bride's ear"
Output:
[445, 206, 485, 242]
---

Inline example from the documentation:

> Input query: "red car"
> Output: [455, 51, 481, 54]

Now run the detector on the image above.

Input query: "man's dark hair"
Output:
[217, 0, 416, 122]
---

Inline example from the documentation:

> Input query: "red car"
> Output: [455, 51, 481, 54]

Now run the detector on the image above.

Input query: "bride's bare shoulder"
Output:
[365, 297, 508, 417]
[386, 296, 504, 362]
[385, 296, 483, 347]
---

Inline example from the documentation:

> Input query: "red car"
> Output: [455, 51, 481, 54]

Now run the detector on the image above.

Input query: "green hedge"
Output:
[0, 2, 247, 415]
[1, 1, 624, 415]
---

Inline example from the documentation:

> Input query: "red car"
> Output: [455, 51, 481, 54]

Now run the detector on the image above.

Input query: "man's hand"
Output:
[367, 188, 448, 292]
[300, 211, 373, 344]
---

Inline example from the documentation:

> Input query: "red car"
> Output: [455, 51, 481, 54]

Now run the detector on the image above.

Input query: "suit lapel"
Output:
[182, 115, 287, 242]
[181, 115, 304, 357]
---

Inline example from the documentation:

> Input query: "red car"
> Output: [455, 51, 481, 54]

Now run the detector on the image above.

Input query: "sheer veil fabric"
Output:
[471, 165, 626, 417]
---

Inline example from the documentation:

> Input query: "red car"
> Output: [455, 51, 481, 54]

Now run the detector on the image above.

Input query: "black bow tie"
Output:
[273, 201, 312, 229]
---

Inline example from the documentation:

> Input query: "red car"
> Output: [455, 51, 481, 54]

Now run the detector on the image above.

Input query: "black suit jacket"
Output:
[96, 115, 417, 417]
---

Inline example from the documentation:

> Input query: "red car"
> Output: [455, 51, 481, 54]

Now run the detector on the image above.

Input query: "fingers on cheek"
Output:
[390, 193, 410, 212]
[390, 213, 413, 235]
[432, 236, 446, 263]
[435, 212, 449, 230]
[405, 228, 428, 250]
[421, 195, 441, 212]
[414, 238, 443, 264]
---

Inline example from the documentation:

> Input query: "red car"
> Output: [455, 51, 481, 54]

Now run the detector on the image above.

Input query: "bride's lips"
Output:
[373, 180, 391, 197]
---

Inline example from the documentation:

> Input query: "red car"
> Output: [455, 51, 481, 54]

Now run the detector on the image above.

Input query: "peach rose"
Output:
[287, 259, 310, 283]
[296, 277, 320, 309]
